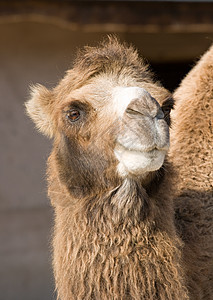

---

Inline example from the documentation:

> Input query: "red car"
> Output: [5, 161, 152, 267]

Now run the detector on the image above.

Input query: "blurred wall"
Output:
[1, 2, 213, 299]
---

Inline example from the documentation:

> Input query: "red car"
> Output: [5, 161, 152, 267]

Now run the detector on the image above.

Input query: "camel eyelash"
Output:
[160, 97, 174, 126]
[161, 97, 174, 113]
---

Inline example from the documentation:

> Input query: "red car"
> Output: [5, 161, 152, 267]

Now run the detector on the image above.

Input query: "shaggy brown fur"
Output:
[26, 37, 212, 300]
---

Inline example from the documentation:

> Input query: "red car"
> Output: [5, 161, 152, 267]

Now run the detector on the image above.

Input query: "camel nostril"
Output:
[125, 95, 165, 120]
[156, 109, 164, 120]
[126, 107, 144, 116]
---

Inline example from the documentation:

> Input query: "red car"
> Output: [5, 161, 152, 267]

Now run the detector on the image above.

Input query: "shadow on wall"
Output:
[0, 18, 212, 300]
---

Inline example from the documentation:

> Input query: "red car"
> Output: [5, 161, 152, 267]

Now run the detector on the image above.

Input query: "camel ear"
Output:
[25, 84, 54, 138]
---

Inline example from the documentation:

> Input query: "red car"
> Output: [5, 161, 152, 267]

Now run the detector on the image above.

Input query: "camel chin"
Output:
[114, 143, 167, 177]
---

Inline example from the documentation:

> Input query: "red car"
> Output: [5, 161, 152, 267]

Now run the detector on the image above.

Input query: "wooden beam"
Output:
[0, 1, 213, 33]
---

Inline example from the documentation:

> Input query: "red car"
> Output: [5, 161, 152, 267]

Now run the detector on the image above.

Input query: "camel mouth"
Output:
[114, 143, 167, 177]
[115, 140, 169, 155]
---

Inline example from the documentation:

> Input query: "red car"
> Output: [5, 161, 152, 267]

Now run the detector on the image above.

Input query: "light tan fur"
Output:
[168, 45, 213, 299]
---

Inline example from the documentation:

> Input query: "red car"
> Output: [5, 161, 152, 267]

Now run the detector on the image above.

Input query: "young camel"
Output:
[26, 38, 212, 300]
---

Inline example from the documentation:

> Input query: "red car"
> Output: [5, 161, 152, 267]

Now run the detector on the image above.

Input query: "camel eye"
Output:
[67, 109, 81, 122]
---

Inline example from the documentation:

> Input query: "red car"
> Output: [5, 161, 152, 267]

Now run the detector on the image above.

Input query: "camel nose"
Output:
[125, 92, 164, 120]
[156, 107, 164, 119]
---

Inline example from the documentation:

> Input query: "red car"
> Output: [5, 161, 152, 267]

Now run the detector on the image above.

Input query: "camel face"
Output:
[53, 78, 170, 195]
[26, 38, 173, 196]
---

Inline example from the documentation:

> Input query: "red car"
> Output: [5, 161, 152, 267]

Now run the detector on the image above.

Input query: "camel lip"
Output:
[115, 143, 169, 154]
[114, 143, 167, 176]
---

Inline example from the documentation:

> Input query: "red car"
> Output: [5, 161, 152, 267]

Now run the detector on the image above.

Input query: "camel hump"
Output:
[170, 44, 213, 190]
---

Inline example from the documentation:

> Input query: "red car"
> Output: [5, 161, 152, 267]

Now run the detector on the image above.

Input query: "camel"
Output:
[25, 37, 213, 300]
[168, 46, 213, 299]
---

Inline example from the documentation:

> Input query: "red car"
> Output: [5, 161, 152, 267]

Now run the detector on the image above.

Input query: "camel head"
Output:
[26, 38, 173, 199]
